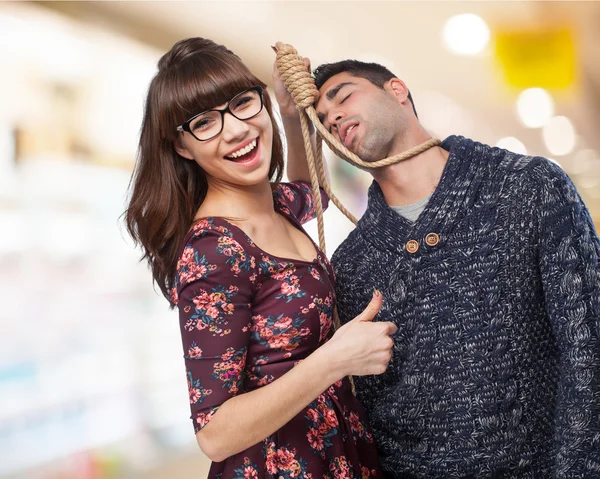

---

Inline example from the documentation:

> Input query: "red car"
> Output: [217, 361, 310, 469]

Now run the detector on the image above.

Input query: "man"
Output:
[312, 59, 600, 478]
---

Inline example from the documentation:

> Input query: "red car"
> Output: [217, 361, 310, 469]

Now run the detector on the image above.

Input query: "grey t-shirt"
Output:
[391, 195, 431, 223]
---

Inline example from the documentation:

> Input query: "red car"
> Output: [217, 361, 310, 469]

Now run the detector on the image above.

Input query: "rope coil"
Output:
[274, 43, 441, 362]
[274, 42, 441, 255]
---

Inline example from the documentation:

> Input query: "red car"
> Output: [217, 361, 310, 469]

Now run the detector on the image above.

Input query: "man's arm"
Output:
[536, 160, 600, 477]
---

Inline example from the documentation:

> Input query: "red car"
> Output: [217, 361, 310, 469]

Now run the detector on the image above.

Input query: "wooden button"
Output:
[425, 233, 440, 247]
[405, 239, 419, 254]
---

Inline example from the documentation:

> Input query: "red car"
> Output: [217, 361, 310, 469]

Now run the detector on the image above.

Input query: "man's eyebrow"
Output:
[326, 82, 355, 101]
[317, 82, 356, 124]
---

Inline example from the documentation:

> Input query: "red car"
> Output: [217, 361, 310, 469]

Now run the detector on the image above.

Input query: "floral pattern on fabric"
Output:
[272, 182, 323, 224]
[265, 441, 312, 479]
[232, 457, 260, 479]
[328, 456, 355, 479]
[183, 285, 240, 337]
[251, 313, 311, 351]
[258, 256, 306, 303]
[174, 182, 381, 478]
[217, 234, 256, 277]
[247, 355, 274, 387]
[212, 346, 247, 395]
[347, 410, 374, 443]
[305, 394, 341, 457]
[187, 370, 212, 406]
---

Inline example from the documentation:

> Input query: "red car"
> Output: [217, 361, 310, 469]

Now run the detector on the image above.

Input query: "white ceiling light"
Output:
[442, 13, 490, 56]
[496, 137, 527, 155]
[516, 88, 555, 128]
[543, 116, 576, 156]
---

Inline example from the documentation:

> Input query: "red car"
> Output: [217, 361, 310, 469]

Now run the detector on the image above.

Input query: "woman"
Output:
[125, 37, 396, 478]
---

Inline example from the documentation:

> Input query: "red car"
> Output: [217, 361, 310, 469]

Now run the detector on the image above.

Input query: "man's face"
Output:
[315, 72, 406, 163]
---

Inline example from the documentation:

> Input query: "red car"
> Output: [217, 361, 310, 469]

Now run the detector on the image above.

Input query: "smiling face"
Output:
[316, 72, 412, 163]
[155, 44, 283, 190]
[175, 88, 274, 188]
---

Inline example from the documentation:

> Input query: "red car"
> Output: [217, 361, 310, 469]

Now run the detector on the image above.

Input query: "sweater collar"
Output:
[357, 135, 490, 253]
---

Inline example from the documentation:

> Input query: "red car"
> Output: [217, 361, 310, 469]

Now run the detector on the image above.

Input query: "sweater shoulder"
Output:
[486, 146, 573, 203]
[492, 146, 565, 183]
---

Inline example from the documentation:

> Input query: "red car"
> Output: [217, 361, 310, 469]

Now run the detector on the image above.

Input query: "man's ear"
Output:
[174, 135, 195, 161]
[385, 78, 410, 105]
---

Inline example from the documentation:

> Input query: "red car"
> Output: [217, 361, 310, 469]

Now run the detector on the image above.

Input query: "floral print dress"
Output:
[172, 182, 382, 479]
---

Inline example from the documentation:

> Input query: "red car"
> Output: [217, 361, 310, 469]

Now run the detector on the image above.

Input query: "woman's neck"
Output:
[197, 178, 276, 223]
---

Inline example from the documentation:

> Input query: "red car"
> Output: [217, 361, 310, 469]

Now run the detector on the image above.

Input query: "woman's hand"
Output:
[324, 291, 397, 378]
[271, 43, 311, 119]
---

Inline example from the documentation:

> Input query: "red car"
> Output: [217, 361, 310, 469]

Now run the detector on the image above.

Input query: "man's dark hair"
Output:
[313, 59, 418, 118]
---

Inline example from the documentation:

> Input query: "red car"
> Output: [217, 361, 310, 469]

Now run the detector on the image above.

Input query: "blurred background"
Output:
[0, 1, 598, 478]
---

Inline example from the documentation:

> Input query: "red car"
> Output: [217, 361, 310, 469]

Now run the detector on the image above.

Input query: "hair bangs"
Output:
[160, 54, 264, 139]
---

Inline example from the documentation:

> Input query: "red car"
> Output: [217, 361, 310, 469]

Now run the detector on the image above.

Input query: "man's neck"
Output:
[372, 136, 449, 207]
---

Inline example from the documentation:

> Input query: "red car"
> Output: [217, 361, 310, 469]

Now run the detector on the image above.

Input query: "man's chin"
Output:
[354, 148, 380, 164]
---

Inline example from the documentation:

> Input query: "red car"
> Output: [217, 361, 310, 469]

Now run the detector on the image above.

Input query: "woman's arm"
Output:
[272, 46, 330, 184]
[196, 291, 394, 462]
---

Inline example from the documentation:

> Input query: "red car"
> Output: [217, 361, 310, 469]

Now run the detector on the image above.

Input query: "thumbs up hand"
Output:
[324, 290, 397, 378]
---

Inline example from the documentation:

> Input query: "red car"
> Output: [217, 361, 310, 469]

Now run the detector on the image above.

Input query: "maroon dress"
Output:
[172, 182, 382, 479]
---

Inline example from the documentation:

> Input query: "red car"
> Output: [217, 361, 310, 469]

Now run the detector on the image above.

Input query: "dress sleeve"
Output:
[536, 161, 600, 476]
[273, 181, 330, 225]
[174, 224, 256, 433]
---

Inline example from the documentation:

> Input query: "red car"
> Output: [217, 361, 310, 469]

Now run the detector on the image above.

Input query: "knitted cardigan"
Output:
[331, 136, 600, 478]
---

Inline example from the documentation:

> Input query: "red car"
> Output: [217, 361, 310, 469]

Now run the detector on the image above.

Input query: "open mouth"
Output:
[225, 138, 259, 163]
[343, 124, 358, 148]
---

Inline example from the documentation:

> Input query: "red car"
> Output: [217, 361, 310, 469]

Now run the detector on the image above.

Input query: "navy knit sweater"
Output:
[331, 136, 600, 478]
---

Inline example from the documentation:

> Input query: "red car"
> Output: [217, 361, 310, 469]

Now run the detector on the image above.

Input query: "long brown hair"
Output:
[125, 38, 284, 305]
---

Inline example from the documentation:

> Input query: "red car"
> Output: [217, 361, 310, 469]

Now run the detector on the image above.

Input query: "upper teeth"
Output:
[227, 139, 257, 159]
[346, 125, 356, 137]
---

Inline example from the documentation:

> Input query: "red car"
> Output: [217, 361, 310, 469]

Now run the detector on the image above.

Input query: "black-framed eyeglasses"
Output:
[176, 86, 264, 142]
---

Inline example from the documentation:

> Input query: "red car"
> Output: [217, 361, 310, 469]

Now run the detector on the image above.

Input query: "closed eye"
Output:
[340, 93, 352, 104]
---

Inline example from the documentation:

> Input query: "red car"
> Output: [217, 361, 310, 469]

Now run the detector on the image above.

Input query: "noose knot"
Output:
[275, 42, 319, 109]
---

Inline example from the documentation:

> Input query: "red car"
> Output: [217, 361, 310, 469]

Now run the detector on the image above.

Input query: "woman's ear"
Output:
[174, 135, 195, 161]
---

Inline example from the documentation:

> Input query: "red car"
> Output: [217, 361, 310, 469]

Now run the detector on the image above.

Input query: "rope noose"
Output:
[274, 42, 441, 247]
[274, 44, 440, 394]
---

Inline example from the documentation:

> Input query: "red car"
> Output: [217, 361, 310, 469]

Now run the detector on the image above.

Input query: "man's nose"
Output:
[327, 109, 346, 131]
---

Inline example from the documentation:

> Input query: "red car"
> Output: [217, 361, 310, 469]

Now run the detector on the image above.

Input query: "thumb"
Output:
[354, 289, 383, 322]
